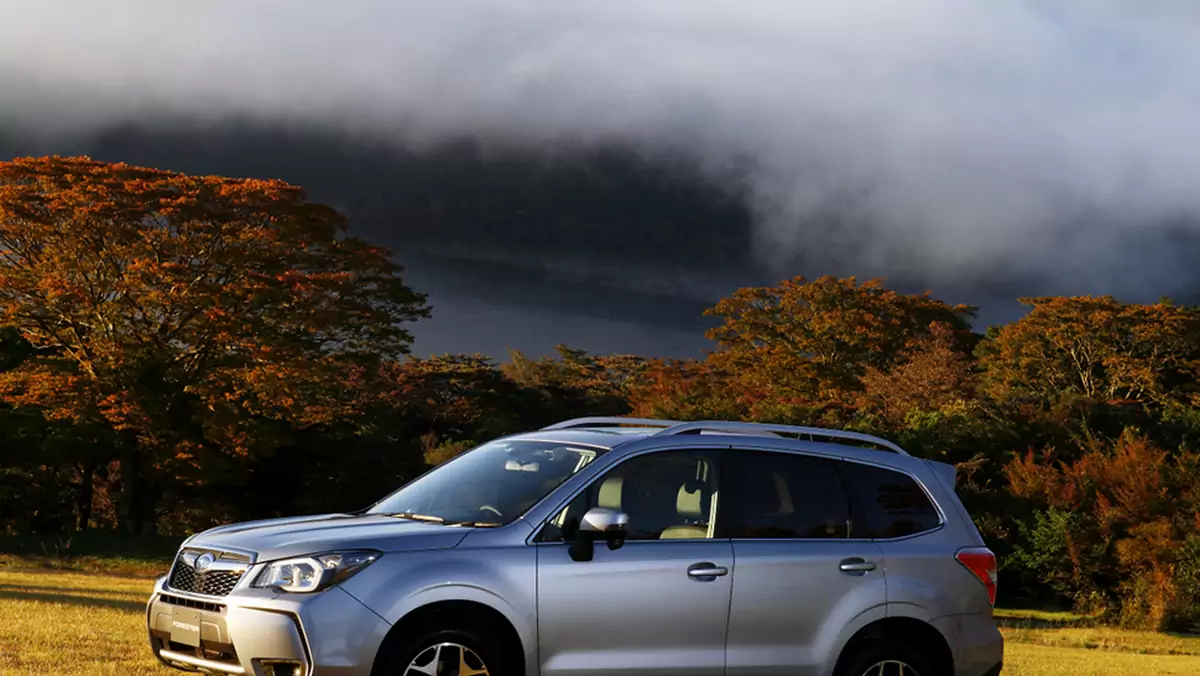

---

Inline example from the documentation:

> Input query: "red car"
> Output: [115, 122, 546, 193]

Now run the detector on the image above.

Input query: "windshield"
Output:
[367, 439, 601, 525]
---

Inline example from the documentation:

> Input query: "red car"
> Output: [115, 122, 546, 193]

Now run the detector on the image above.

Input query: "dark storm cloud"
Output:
[5, 0, 1200, 317]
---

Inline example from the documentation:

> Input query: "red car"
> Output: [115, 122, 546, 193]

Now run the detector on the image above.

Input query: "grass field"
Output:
[2, 560, 1199, 675]
[0, 566, 166, 675]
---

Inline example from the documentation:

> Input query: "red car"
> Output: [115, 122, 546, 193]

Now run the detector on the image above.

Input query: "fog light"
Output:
[261, 660, 303, 676]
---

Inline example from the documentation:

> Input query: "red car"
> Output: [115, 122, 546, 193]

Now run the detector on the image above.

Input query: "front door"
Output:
[535, 449, 732, 676]
[720, 449, 888, 676]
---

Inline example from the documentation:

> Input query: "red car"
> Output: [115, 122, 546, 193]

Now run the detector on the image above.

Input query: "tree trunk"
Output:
[116, 445, 157, 534]
[117, 445, 137, 533]
[75, 463, 95, 531]
[141, 476, 161, 536]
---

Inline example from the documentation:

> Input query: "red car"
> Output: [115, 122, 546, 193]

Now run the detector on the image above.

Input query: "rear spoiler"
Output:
[923, 459, 957, 492]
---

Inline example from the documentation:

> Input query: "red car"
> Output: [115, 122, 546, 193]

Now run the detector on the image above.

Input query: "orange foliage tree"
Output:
[980, 296, 1200, 410]
[1007, 430, 1200, 629]
[0, 156, 429, 532]
[372, 354, 528, 446]
[503, 345, 649, 417]
[626, 358, 747, 422]
[860, 321, 978, 425]
[852, 320, 1005, 467]
[704, 275, 975, 411]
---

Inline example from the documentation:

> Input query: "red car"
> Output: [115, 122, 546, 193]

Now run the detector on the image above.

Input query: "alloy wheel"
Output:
[404, 642, 490, 676]
[860, 659, 919, 676]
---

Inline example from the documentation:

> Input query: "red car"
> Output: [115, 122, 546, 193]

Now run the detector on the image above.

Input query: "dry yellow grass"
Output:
[0, 568, 163, 675]
[1005, 626, 1200, 657]
[4, 564, 1200, 675]
[1003, 643, 1200, 675]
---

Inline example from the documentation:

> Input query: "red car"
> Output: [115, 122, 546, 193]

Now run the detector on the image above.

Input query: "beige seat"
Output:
[659, 480, 710, 540]
[597, 476, 628, 511]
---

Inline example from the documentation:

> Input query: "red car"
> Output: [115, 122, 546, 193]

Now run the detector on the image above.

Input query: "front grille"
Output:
[166, 549, 251, 597]
[159, 593, 224, 613]
[169, 564, 242, 596]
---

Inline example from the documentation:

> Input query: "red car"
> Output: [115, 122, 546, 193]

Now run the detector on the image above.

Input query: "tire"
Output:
[835, 638, 934, 676]
[375, 626, 507, 676]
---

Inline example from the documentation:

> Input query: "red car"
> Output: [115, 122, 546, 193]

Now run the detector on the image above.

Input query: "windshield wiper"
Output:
[383, 513, 502, 528]
[384, 512, 447, 524]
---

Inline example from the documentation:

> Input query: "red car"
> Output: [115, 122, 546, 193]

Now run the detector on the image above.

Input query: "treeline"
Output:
[4, 157, 1200, 632]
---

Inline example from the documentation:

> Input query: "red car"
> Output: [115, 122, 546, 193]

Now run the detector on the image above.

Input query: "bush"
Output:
[1007, 430, 1200, 630]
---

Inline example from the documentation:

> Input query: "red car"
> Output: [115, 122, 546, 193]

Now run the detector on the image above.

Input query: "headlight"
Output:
[251, 550, 381, 593]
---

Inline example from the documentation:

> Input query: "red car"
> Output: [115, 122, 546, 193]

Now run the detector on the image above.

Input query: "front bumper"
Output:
[146, 575, 391, 676]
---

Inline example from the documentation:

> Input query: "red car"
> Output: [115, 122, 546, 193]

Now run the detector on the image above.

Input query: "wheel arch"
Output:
[370, 598, 528, 676]
[832, 616, 954, 676]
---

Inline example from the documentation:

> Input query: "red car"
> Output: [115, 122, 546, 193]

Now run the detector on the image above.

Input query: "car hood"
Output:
[183, 512, 471, 562]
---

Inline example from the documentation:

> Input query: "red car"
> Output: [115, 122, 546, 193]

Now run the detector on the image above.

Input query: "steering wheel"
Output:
[478, 505, 504, 520]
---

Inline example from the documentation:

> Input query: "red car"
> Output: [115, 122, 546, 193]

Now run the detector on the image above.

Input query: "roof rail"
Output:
[651, 420, 909, 455]
[541, 417, 908, 454]
[541, 416, 683, 431]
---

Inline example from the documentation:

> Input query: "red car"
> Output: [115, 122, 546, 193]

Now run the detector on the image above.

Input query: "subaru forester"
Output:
[146, 417, 1004, 676]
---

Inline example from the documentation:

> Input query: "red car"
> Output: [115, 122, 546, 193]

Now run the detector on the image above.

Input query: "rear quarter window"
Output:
[839, 462, 941, 538]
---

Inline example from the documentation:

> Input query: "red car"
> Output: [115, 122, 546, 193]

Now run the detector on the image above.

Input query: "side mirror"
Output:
[579, 507, 629, 534]
[568, 507, 629, 562]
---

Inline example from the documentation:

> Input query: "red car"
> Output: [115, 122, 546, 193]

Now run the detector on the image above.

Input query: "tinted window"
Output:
[724, 451, 852, 539]
[840, 462, 940, 538]
[541, 450, 717, 542]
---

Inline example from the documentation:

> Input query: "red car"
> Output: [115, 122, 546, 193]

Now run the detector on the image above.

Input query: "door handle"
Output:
[687, 562, 729, 580]
[838, 557, 877, 574]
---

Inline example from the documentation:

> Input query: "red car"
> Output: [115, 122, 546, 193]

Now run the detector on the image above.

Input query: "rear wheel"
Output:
[377, 627, 505, 676]
[836, 639, 932, 676]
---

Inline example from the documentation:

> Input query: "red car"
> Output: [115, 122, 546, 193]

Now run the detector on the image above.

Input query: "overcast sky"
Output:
[4, 1, 1200, 354]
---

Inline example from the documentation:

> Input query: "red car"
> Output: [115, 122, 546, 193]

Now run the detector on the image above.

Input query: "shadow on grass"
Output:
[0, 554, 172, 579]
[0, 586, 146, 612]
[0, 581, 148, 596]
[0, 532, 182, 559]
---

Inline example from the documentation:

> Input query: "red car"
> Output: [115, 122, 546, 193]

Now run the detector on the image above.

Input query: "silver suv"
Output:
[146, 417, 1003, 676]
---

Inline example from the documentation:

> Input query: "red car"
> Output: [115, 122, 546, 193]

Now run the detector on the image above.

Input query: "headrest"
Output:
[677, 479, 707, 518]
[598, 476, 626, 510]
[772, 473, 794, 514]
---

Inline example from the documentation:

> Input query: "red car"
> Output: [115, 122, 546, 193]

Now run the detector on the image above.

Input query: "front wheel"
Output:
[835, 639, 932, 676]
[378, 627, 505, 676]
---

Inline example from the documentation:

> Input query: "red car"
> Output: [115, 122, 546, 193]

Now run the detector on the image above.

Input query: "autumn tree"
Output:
[860, 321, 978, 424]
[1007, 430, 1200, 629]
[371, 354, 528, 444]
[0, 156, 429, 533]
[626, 358, 747, 422]
[852, 320, 1011, 467]
[979, 296, 1200, 411]
[705, 275, 975, 405]
[503, 345, 648, 421]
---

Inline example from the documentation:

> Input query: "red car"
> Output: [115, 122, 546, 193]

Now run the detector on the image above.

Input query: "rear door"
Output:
[837, 461, 971, 609]
[721, 448, 887, 676]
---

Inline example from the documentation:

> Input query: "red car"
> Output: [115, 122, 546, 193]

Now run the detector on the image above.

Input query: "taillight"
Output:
[955, 547, 997, 606]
